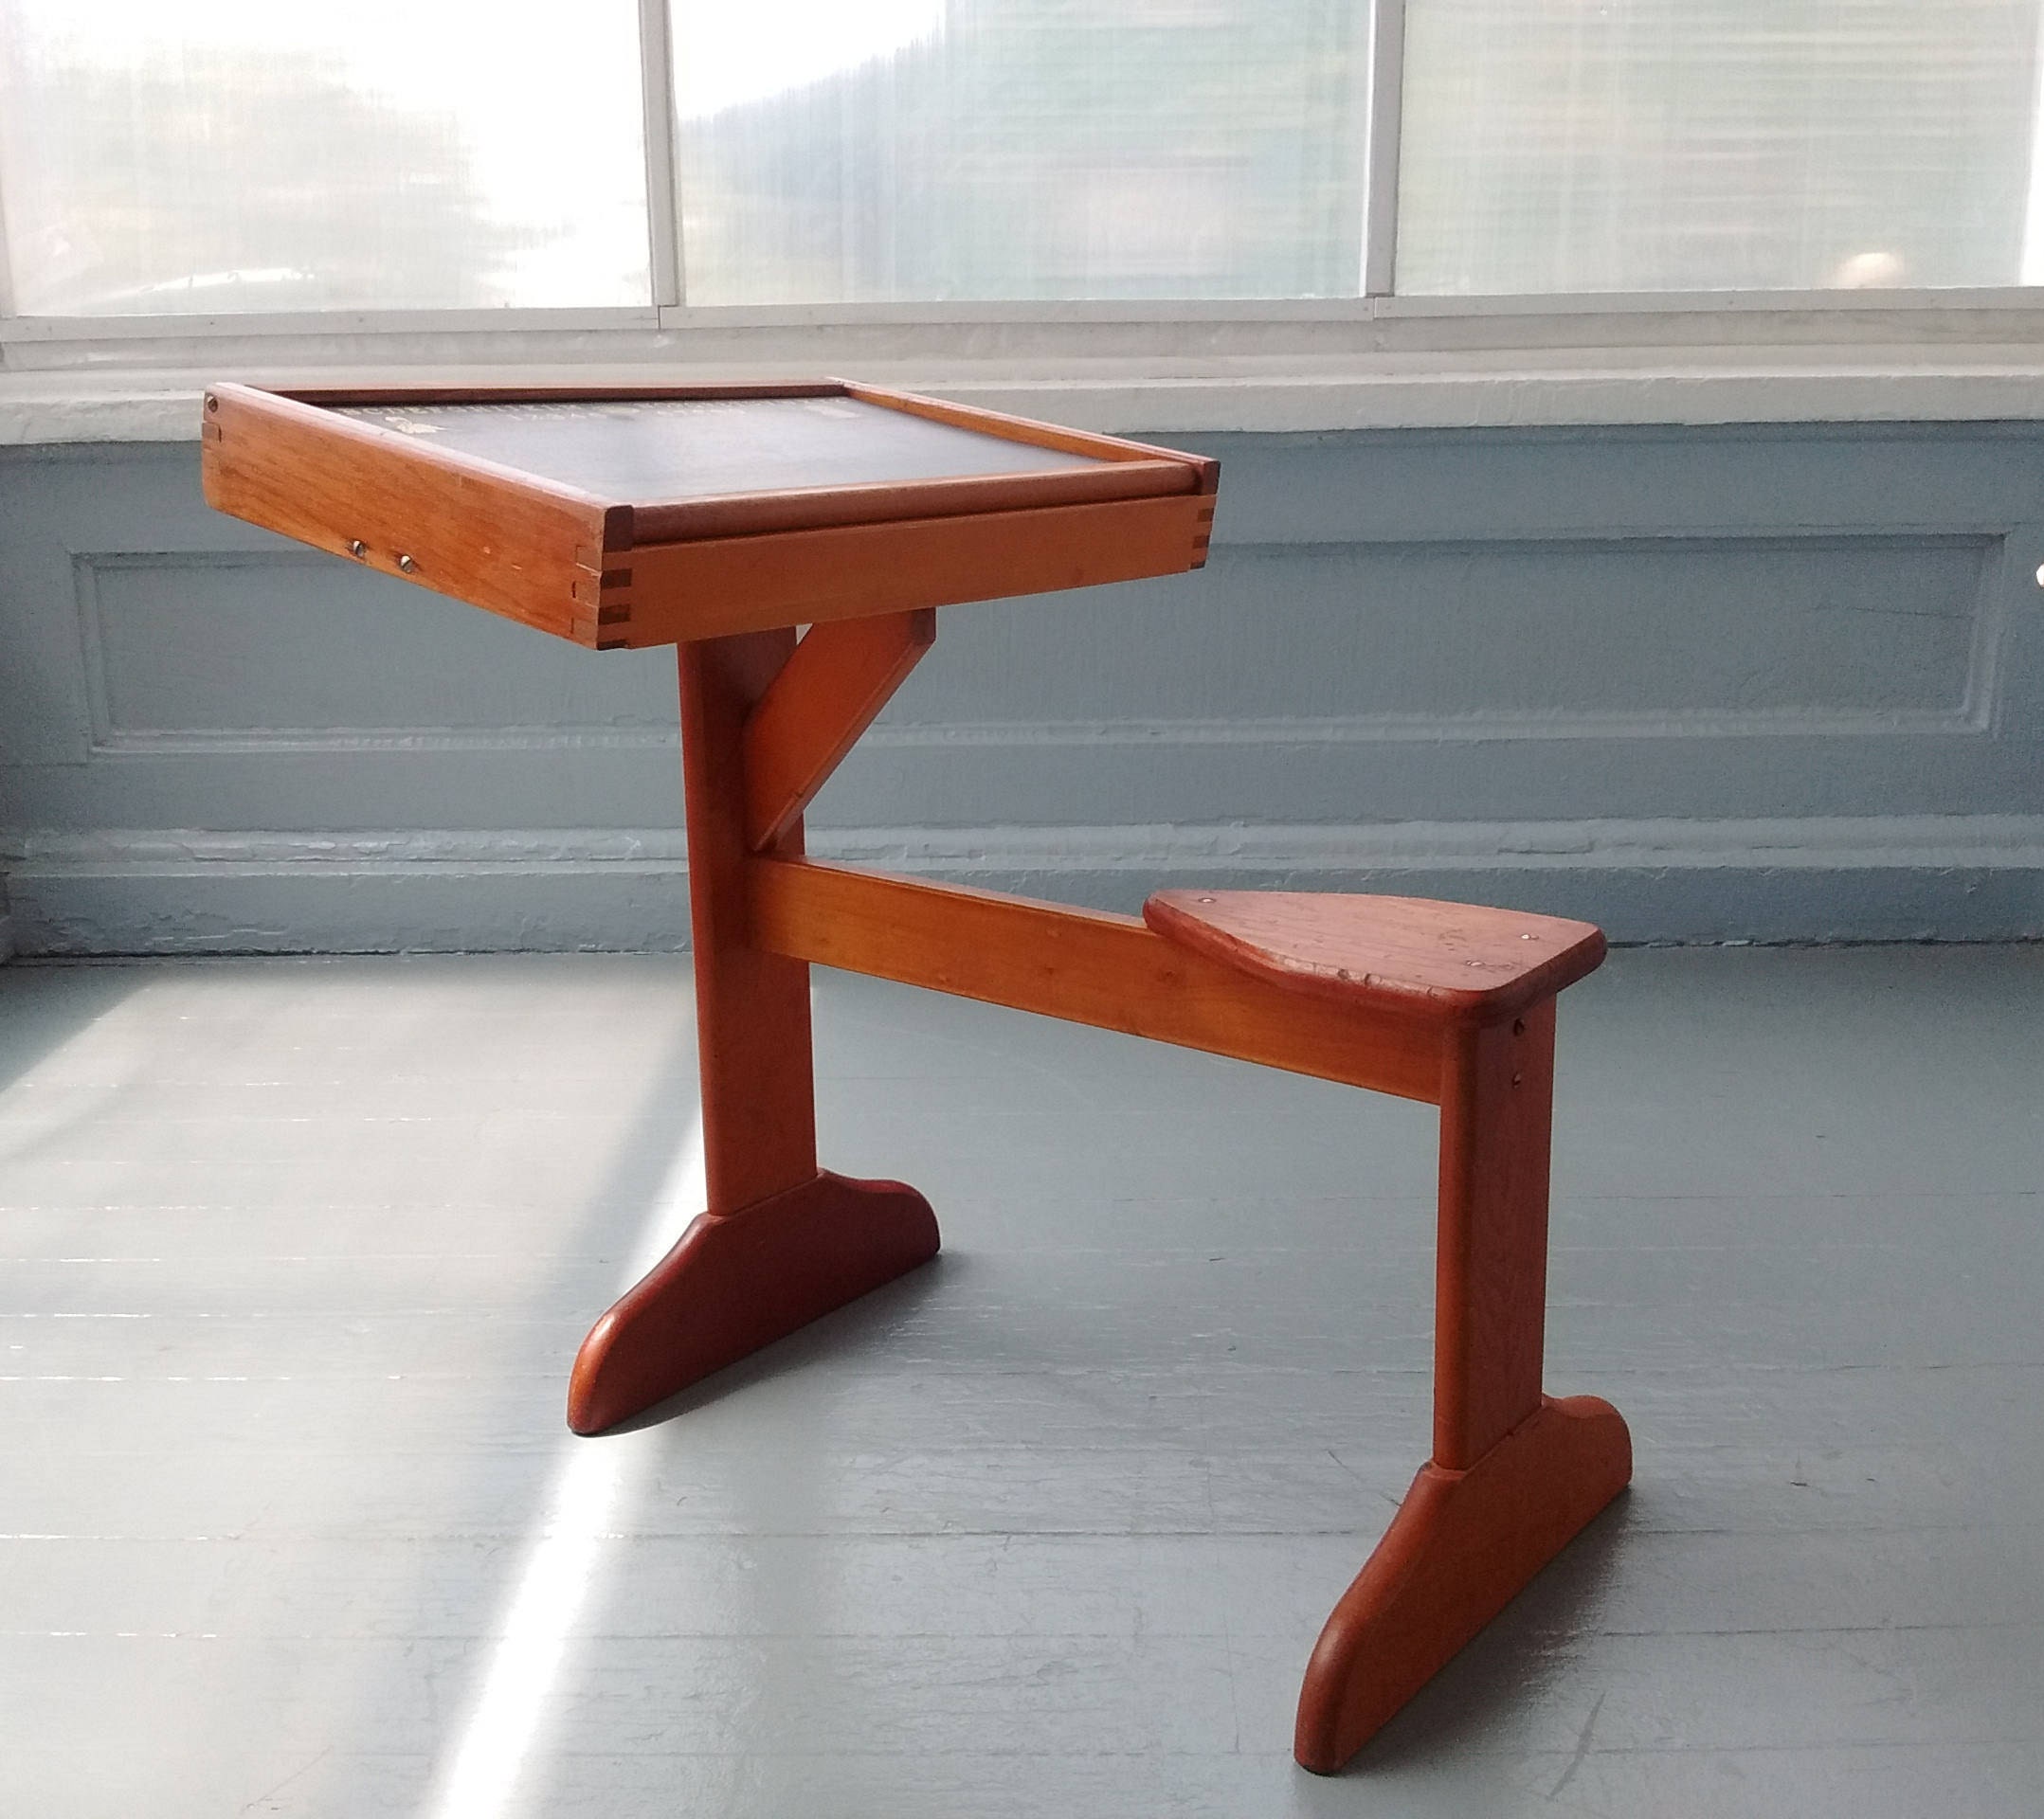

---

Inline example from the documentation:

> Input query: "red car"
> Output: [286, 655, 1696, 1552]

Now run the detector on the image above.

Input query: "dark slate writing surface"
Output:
[333, 396, 1105, 501]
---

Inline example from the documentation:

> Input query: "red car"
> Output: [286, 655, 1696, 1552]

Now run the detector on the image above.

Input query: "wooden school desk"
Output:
[200, 380, 1631, 1774]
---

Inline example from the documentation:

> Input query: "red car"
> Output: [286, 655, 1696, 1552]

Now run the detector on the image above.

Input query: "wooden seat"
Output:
[1144, 891, 1605, 1025]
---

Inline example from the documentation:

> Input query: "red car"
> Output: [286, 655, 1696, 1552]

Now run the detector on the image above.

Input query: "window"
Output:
[675, 1, 1370, 303]
[1398, 0, 2043, 296]
[2, 1, 2042, 338]
[0, 2, 650, 315]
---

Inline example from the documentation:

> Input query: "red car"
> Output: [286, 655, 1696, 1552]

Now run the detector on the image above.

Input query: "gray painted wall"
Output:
[3, 423, 2041, 953]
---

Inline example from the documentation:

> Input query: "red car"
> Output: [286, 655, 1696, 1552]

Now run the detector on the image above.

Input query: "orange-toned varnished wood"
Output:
[1143, 890, 1594, 1456]
[627, 460, 1197, 543]
[1141, 887, 1627, 1769]
[743, 610, 936, 852]
[200, 380, 1217, 651]
[746, 857, 1445, 1105]
[201, 384, 627, 646]
[1434, 999, 1558, 1468]
[1143, 891, 1605, 1027]
[566, 630, 950, 1434]
[1293, 1395, 1632, 1774]
[606, 491, 1211, 647]
[840, 379, 1222, 492]
[567, 1169, 939, 1435]
[678, 632, 820, 1214]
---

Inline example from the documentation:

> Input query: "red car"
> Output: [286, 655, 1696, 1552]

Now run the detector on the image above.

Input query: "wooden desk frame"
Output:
[201, 381, 1629, 1775]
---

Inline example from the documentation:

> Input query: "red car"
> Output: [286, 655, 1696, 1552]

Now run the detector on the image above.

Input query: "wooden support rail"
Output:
[746, 855, 1447, 1106]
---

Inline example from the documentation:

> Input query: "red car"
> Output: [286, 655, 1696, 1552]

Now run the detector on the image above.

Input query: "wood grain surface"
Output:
[841, 380, 1222, 492]
[743, 610, 936, 853]
[202, 379, 1217, 647]
[200, 384, 625, 645]
[609, 491, 1213, 645]
[746, 855, 1446, 1105]
[1294, 1394, 1634, 1773]
[1434, 1000, 1557, 1468]
[1144, 891, 1606, 1026]
[678, 633, 821, 1214]
[567, 1170, 940, 1435]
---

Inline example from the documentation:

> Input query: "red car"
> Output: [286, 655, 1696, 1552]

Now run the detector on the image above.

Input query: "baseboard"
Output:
[3, 817, 2040, 954]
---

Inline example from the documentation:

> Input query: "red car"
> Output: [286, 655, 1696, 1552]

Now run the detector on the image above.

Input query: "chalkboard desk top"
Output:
[200, 379, 1217, 649]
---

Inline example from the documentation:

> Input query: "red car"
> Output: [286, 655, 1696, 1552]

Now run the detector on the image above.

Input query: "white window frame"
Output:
[5, 0, 2044, 438]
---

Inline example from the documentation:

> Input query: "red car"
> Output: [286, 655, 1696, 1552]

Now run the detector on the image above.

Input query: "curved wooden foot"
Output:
[1294, 1393, 1632, 1774]
[567, 1169, 939, 1434]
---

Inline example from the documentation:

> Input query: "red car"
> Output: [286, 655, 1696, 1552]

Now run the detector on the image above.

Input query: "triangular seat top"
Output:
[1143, 891, 1605, 1024]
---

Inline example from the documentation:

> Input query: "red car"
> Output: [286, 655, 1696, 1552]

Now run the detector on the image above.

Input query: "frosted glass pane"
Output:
[673, 0, 1370, 303]
[0, 1, 650, 314]
[1398, 0, 2043, 295]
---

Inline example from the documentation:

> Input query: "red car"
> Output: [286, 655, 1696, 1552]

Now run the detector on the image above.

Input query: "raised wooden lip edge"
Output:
[629, 460, 1195, 543]
[219, 378, 1216, 547]
[204, 382, 629, 550]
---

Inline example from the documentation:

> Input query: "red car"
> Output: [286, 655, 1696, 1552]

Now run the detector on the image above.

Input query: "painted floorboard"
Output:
[0, 946, 2038, 1816]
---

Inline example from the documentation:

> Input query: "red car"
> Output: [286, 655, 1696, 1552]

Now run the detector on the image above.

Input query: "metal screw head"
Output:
[2035, 562, 2044, 588]
[348, 540, 368, 559]
[396, 554, 417, 573]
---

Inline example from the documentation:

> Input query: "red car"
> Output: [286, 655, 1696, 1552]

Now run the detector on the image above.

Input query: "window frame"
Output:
[2, 0, 2041, 405]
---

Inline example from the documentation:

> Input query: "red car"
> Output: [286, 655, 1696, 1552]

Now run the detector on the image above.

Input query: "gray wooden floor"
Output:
[2, 946, 2039, 1817]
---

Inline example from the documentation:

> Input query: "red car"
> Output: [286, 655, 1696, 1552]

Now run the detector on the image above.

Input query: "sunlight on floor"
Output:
[424, 1117, 705, 1819]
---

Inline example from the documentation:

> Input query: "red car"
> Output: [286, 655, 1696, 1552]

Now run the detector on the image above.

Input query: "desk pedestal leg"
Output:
[1294, 1004, 1631, 1772]
[567, 633, 938, 1435]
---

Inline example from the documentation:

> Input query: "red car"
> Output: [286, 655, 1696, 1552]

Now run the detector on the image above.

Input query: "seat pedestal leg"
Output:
[1294, 1000, 1632, 1773]
[1293, 1394, 1630, 1772]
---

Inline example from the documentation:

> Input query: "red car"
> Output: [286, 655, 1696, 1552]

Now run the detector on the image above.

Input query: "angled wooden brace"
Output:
[744, 609, 937, 853]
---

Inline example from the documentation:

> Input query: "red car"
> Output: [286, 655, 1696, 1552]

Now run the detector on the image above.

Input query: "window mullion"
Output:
[0, 174, 16, 318]
[639, 0, 684, 309]
[1363, 0, 1405, 297]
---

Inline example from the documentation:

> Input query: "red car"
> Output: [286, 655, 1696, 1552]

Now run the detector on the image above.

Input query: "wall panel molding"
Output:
[5, 816, 2039, 954]
[69, 548, 682, 756]
[7, 425, 2042, 951]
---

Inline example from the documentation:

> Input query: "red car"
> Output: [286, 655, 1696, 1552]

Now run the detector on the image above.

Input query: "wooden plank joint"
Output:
[746, 855, 1444, 1103]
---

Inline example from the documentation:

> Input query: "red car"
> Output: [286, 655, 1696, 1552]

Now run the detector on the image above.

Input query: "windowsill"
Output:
[9, 347, 2044, 445]
[6, 295, 2044, 441]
